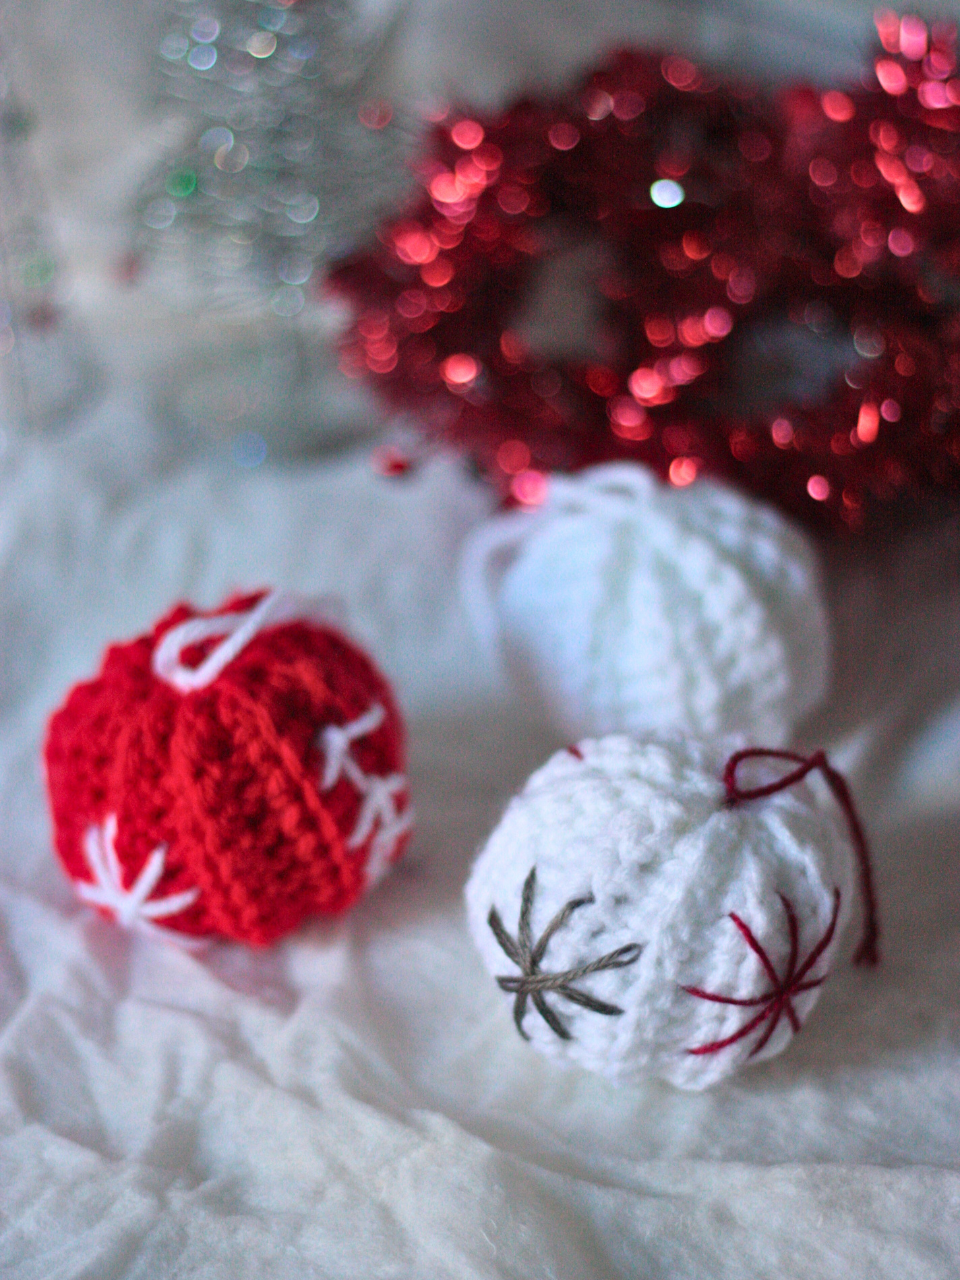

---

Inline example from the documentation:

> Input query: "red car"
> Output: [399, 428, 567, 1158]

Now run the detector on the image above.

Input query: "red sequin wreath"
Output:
[44, 591, 411, 946]
[331, 12, 960, 531]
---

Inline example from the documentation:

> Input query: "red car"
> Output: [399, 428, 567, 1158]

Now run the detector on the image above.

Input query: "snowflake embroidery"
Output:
[488, 866, 643, 1042]
[683, 889, 841, 1058]
[319, 703, 412, 885]
[77, 814, 200, 941]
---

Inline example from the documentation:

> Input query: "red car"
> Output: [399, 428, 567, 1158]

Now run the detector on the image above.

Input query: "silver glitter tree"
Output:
[131, 0, 415, 315]
[0, 56, 101, 434]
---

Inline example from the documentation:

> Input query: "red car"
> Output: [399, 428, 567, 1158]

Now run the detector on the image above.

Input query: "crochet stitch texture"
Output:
[460, 462, 830, 744]
[465, 735, 854, 1090]
[44, 591, 411, 945]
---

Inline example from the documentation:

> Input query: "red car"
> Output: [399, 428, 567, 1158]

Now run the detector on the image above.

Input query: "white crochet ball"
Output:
[465, 735, 855, 1090]
[460, 463, 829, 745]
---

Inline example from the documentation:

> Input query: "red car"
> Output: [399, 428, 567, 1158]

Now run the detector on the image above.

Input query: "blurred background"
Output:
[0, 0, 908, 475]
[3, 10, 960, 1276]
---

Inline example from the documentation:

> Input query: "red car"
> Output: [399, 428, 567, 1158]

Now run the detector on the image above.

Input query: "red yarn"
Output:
[684, 889, 841, 1057]
[330, 16, 960, 532]
[44, 591, 411, 946]
[723, 747, 879, 966]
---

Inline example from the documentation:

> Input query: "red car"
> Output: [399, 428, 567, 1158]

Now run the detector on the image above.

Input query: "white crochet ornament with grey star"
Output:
[465, 735, 866, 1091]
[460, 463, 830, 745]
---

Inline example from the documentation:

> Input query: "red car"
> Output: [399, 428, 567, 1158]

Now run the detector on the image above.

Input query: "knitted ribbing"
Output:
[44, 591, 410, 946]
[465, 735, 855, 1090]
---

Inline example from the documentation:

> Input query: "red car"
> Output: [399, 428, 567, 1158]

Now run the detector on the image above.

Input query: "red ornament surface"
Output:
[44, 591, 411, 946]
[330, 14, 960, 531]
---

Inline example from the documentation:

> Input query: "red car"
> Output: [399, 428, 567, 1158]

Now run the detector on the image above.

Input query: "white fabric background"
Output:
[2, 1, 960, 1275]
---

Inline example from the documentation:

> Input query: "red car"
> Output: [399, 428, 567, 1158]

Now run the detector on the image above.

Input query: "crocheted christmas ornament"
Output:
[44, 589, 412, 946]
[465, 736, 878, 1090]
[461, 463, 830, 745]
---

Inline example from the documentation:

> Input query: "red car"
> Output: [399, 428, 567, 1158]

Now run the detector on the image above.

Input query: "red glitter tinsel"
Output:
[329, 14, 960, 532]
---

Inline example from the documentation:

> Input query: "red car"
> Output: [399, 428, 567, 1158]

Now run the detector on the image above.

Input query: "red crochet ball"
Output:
[44, 590, 411, 946]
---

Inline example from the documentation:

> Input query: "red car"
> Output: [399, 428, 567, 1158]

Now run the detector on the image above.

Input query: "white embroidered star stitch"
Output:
[319, 704, 413, 886]
[77, 814, 200, 941]
[320, 703, 386, 790]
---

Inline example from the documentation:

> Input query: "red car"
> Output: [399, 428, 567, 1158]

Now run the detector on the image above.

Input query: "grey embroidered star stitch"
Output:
[487, 866, 643, 1041]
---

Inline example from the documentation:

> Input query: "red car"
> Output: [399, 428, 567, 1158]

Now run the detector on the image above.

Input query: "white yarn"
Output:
[78, 814, 203, 948]
[319, 703, 414, 887]
[155, 596, 412, 889]
[152, 589, 344, 693]
[460, 463, 830, 745]
[465, 735, 854, 1090]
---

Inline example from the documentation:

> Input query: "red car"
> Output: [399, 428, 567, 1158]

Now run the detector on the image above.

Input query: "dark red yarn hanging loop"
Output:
[723, 747, 880, 967]
[330, 12, 960, 532]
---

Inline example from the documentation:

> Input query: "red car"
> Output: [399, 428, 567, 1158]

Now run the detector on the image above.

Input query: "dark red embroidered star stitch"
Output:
[683, 888, 841, 1058]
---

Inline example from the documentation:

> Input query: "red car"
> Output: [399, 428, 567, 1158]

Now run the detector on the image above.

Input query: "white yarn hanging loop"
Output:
[458, 461, 829, 745]
[459, 464, 658, 673]
[546, 462, 659, 515]
[152, 589, 344, 693]
[459, 509, 541, 672]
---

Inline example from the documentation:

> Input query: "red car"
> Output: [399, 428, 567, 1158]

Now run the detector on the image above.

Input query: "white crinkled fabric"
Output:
[465, 735, 855, 1090]
[461, 463, 830, 744]
[4, 1, 960, 1274]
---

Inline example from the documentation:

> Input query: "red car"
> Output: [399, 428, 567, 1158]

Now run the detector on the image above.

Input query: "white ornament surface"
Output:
[460, 463, 830, 744]
[465, 735, 855, 1090]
